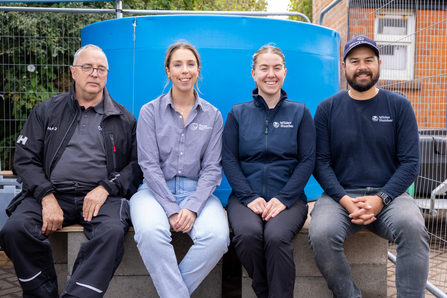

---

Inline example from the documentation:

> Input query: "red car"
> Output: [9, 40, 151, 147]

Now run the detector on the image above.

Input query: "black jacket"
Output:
[7, 83, 143, 215]
[222, 89, 316, 208]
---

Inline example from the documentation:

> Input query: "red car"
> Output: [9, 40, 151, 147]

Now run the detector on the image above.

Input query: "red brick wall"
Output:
[411, 9, 447, 128]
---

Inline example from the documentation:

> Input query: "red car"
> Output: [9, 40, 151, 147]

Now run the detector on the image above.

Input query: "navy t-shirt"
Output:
[313, 89, 419, 201]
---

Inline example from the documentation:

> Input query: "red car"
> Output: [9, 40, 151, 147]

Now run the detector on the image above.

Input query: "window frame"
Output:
[374, 9, 416, 81]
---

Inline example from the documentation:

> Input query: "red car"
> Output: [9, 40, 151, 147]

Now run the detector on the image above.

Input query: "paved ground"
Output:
[0, 255, 21, 298]
[387, 245, 438, 298]
[0, 249, 443, 298]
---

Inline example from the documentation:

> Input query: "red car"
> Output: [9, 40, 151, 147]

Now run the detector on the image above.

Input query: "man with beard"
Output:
[308, 36, 429, 297]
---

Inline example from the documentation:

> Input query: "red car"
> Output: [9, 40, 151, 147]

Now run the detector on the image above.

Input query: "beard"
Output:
[346, 68, 380, 92]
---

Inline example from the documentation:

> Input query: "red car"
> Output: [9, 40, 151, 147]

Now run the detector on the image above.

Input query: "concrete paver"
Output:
[0, 266, 21, 298]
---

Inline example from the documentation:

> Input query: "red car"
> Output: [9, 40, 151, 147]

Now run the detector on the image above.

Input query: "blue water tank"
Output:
[81, 15, 340, 205]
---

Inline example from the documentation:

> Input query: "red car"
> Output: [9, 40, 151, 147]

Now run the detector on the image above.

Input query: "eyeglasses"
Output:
[74, 65, 109, 77]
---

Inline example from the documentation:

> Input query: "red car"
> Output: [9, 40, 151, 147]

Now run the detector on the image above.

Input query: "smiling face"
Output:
[70, 49, 108, 105]
[251, 53, 287, 100]
[166, 48, 200, 97]
[343, 46, 381, 92]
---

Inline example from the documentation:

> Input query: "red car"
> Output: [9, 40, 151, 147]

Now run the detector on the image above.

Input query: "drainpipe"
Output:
[319, 0, 343, 25]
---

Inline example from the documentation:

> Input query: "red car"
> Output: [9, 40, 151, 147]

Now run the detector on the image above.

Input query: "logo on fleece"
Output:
[274, 121, 294, 128]
[372, 116, 393, 123]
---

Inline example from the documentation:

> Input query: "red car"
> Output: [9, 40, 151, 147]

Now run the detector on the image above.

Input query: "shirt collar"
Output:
[91, 98, 105, 114]
[163, 89, 206, 112]
[70, 83, 120, 116]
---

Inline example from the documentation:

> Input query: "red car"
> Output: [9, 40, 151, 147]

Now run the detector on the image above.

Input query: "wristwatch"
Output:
[377, 192, 392, 206]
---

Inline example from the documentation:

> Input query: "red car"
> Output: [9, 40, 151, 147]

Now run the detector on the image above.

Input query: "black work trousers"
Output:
[226, 197, 308, 298]
[0, 191, 130, 298]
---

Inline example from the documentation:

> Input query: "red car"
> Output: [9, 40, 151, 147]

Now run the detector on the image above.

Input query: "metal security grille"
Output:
[0, 3, 114, 172]
[343, 0, 447, 296]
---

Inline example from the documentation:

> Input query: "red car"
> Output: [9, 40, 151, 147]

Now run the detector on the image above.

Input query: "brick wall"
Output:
[313, 0, 447, 128]
[313, 0, 349, 88]
[411, 9, 447, 128]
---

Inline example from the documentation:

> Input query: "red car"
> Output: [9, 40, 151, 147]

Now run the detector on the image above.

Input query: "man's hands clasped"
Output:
[340, 195, 384, 225]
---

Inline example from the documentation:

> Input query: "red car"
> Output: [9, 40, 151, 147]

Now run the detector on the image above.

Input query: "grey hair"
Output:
[73, 44, 108, 67]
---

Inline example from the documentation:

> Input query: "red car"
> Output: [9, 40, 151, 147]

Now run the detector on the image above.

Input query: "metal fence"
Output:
[324, 0, 447, 295]
[0, 3, 309, 173]
[1, 1, 447, 296]
[0, 3, 115, 172]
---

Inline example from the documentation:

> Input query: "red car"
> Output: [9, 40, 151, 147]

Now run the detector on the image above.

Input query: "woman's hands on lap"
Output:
[247, 197, 267, 215]
[262, 198, 286, 221]
[169, 209, 197, 233]
[247, 197, 286, 221]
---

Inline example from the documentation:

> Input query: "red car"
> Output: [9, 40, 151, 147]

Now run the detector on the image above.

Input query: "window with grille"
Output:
[374, 10, 415, 80]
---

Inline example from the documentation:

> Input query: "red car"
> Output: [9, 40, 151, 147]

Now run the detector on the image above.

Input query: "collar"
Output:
[85, 98, 105, 115]
[163, 89, 206, 112]
[70, 82, 121, 116]
[252, 88, 288, 110]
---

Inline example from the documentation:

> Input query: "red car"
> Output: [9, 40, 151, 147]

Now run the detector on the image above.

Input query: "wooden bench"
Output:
[48, 202, 387, 298]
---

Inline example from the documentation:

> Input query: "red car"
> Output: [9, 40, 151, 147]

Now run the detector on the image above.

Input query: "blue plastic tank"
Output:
[81, 15, 340, 205]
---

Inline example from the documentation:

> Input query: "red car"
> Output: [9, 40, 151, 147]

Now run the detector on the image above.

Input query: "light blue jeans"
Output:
[308, 189, 429, 298]
[129, 177, 230, 298]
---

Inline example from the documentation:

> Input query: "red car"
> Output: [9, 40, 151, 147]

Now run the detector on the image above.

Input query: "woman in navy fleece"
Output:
[222, 44, 316, 298]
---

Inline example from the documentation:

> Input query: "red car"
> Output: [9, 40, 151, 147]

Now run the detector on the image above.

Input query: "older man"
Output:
[309, 36, 429, 297]
[0, 44, 142, 298]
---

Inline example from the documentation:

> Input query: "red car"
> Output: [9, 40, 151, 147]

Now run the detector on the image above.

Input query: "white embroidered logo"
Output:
[47, 126, 57, 131]
[273, 122, 280, 128]
[199, 124, 213, 130]
[17, 135, 28, 145]
[279, 121, 293, 128]
[190, 123, 198, 130]
[373, 116, 393, 123]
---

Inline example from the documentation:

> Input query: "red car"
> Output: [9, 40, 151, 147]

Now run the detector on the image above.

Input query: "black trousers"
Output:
[0, 191, 130, 298]
[226, 198, 308, 298]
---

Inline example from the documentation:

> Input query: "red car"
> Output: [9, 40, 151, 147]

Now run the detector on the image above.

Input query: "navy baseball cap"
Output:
[343, 35, 380, 61]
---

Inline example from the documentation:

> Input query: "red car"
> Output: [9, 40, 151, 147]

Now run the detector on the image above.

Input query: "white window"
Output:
[374, 10, 415, 80]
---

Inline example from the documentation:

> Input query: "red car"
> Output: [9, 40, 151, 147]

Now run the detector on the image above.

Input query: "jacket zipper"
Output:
[263, 112, 269, 197]
[109, 133, 117, 171]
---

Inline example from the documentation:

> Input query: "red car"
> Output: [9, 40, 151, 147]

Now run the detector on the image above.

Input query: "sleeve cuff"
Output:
[164, 202, 181, 218]
[183, 199, 202, 216]
[99, 180, 119, 196]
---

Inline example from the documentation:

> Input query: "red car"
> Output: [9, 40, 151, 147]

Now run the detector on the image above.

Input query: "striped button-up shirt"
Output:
[137, 90, 223, 217]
